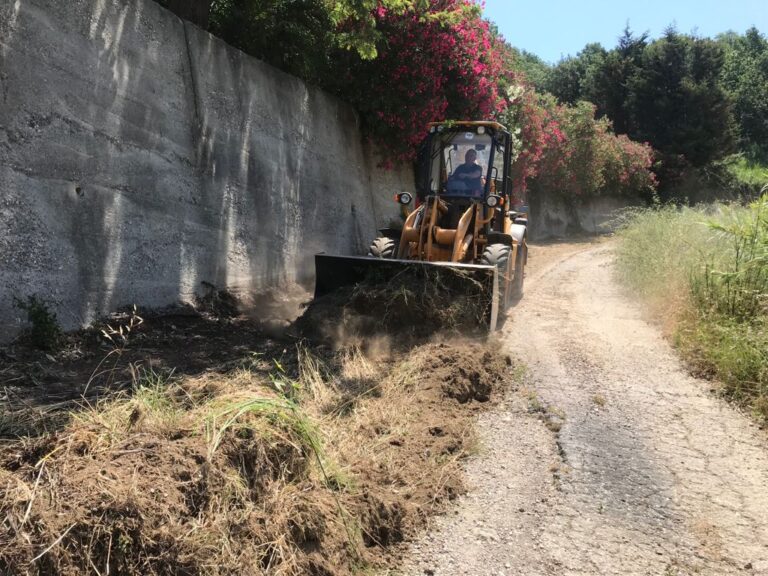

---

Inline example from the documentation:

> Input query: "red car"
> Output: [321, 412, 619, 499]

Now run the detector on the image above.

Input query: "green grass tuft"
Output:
[727, 156, 768, 190]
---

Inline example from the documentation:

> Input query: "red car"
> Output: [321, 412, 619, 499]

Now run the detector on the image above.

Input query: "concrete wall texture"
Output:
[529, 194, 640, 240]
[0, 0, 411, 341]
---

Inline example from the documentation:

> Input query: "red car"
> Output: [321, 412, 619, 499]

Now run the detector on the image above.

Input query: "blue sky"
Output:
[482, 0, 768, 63]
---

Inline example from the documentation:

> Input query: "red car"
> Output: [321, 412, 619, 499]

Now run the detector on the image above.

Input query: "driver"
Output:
[450, 149, 483, 196]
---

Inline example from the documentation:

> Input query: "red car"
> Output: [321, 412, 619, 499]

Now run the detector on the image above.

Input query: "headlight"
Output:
[486, 194, 501, 208]
[396, 192, 413, 205]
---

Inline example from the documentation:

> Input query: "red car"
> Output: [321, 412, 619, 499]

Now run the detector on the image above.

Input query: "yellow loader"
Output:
[314, 121, 528, 331]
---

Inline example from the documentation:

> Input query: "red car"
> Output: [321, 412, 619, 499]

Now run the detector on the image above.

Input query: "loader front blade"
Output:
[313, 254, 500, 332]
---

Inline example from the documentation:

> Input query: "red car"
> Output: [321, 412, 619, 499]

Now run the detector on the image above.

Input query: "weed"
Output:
[522, 387, 545, 414]
[13, 295, 61, 351]
[100, 305, 144, 348]
[204, 396, 317, 461]
[296, 345, 327, 392]
[322, 467, 355, 492]
[724, 155, 768, 191]
[545, 419, 563, 433]
[82, 306, 145, 396]
[268, 358, 302, 400]
[592, 394, 606, 407]
[71, 364, 182, 451]
[510, 363, 528, 384]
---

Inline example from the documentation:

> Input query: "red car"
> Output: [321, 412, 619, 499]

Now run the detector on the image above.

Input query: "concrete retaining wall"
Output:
[528, 194, 640, 240]
[0, 0, 410, 341]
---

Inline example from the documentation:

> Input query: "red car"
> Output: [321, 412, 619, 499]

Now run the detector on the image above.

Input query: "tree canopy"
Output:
[540, 26, 767, 189]
[719, 27, 768, 160]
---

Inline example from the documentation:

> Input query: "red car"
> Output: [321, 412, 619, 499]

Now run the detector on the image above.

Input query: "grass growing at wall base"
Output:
[616, 197, 768, 422]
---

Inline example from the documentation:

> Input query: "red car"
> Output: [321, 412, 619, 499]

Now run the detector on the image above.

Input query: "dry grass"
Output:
[616, 198, 768, 422]
[0, 337, 511, 575]
[1, 362, 344, 575]
[297, 265, 495, 346]
[592, 394, 607, 407]
[303, 342, 490, 529]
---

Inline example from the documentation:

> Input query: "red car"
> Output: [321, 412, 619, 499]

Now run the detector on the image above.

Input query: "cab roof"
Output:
[427, 120, 508, 132]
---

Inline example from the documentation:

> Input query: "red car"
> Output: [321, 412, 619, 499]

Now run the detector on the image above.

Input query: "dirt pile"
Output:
[0, 381, 345, 575]
[296, 265, 493, 344]
[318, 342, 511, 562]
[423, 342, 509, 403]
[0, 333, 513, 575]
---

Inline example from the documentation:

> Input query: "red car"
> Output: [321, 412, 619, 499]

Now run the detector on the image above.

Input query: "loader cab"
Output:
[417, 122, 512, 206]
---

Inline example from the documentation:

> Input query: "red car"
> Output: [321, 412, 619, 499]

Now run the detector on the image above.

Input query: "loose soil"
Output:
[297, 265, 493, 345]
[0, 289, 513, 574]
[0, 306, 289, 436]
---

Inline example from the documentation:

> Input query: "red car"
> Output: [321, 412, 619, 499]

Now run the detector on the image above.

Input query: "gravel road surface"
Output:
[404, 241, 768, 576]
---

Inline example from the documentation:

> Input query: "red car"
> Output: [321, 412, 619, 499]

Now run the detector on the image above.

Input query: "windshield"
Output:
[428, 130, 494, 199]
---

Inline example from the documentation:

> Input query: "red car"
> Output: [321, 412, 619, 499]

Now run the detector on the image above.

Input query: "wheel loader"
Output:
[314, 121, 528, 331]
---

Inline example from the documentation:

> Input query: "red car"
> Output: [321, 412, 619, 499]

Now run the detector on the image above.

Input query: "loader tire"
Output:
[368, 237, 399, 259]
[481, 243, 512, 312]
[512, 241, 526, 299]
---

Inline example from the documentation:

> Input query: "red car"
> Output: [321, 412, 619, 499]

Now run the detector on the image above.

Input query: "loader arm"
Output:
[450, 205, 475, 262]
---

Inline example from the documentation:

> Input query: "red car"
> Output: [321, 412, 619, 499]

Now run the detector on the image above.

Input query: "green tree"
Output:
[545, 53, 586, 104]
[719, 27, 768, 160]
[581, 27, 647, 135]
[160, 0, 213, 27]
[508, 47, 551, 90]
[160, 0, 430, 82]
[208, 0, 335, 82]
[544, 43, 608, 105]
[628, 28, 735, 172]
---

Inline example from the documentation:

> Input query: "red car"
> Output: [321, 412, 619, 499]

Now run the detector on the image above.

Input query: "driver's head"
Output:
[464, 149, 477, 164]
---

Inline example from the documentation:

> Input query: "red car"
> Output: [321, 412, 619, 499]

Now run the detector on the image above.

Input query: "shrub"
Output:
[692, 198, 768, 321]
[12, 295, 62, 351]
[502, 90, 656, 199]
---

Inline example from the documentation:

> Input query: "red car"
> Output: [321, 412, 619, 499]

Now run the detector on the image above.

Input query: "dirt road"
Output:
[404, 241, 768, 576]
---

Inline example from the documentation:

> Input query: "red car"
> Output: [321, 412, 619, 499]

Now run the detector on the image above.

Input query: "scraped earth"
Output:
[0, 278, 512, 574]
[405, 240, 768, 576]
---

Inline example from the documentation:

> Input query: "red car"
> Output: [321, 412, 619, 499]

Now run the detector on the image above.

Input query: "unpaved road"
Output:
[404, 241, 768, 576]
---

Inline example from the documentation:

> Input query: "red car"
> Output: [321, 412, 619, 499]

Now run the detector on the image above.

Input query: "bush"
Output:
[13, 295, 62, 351]
[208, 0, 335, 83]
[724, 156, 768, 196]
[502, 90, 656, 199]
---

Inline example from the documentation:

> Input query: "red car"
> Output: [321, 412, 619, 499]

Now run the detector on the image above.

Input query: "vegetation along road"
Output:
[405, 241, 768, 576]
